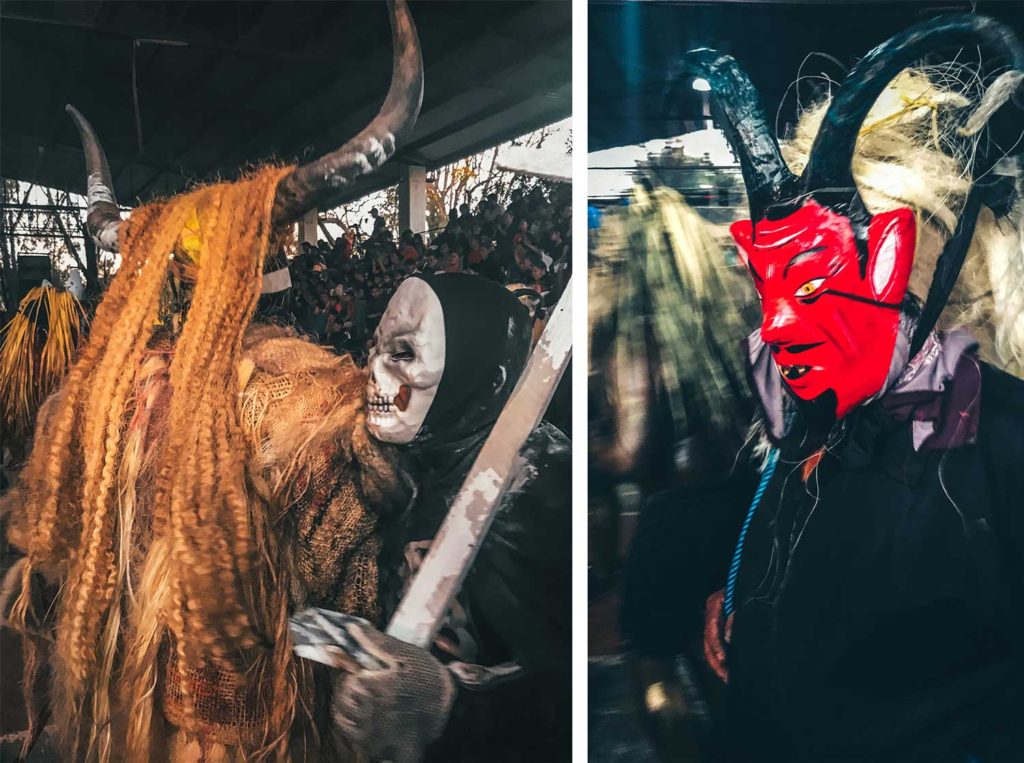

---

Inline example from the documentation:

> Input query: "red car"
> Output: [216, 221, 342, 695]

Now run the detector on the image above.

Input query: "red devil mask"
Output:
[731, 202, 916, 418]
[675, 13, 1022, 424]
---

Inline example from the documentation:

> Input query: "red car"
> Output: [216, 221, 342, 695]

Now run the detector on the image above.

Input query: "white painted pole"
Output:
[386, 281, 573, 648]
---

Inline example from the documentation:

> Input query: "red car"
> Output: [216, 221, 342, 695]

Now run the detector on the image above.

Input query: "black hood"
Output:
[411, 273, 532, 457]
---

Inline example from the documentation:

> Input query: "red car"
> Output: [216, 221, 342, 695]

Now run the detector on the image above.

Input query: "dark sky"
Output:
[589, 1, 1024, 152]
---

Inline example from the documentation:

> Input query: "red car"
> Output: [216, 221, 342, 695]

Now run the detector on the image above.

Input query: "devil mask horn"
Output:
[678, 14, 1023, 223]
[667, 49, 798, 221]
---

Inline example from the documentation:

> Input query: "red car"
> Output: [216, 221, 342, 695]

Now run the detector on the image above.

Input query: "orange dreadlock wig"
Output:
[1, 167, 325, 761]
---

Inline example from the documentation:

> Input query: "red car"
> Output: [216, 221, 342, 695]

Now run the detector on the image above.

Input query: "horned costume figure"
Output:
[0, 1, 565, 760]
[622, 13, 1024, 762]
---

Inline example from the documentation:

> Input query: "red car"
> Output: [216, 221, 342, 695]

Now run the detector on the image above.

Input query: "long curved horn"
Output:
[271, 0, 424, 223]
[67, 0, 421, 252]
[66, 104, 123, 252]
[670, 49, 798, 219]
[801, 14, 1024, 198]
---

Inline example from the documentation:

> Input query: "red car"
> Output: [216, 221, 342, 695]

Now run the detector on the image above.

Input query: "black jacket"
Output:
[628, 363, 1024, 762]
[411, 423, 572, 762]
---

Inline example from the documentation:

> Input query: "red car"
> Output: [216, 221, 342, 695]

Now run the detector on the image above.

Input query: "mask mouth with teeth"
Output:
[366, 277, 445, 444]
[779, 364, 813, 382]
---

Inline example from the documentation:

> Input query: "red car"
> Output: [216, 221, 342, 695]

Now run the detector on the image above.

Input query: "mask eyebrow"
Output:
[383, 331, 418, 345]
[783, 246, 826, 278]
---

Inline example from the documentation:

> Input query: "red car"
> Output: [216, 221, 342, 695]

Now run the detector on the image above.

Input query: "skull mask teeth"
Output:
[367, 386, 412, 414]
[365, 278, 445, 444]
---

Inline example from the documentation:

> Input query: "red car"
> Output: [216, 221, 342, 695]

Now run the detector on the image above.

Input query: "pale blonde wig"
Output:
[784, 68, 1024, 376]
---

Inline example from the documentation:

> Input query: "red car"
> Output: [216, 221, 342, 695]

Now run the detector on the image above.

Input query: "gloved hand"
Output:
[703, 589, 731, 683]
[290, 607, 456, 763]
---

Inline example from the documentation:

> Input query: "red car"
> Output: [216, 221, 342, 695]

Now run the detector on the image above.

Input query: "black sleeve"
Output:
[427, 668, 570, 762]
[977, 364, 1024, 628]
[620, 469, 757, 659]
[460, 425, 572, 671]
[429, 425, 572, 760]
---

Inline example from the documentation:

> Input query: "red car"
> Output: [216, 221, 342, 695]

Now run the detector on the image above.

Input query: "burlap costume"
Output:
[159, 325, 412, 756]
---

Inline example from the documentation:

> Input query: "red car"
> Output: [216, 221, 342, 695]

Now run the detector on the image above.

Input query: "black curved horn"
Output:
[801, 14, 1024, 199]
[65, 104, 123, 252]
[671, 49, 798, 219]
[271, 0, 423, 223]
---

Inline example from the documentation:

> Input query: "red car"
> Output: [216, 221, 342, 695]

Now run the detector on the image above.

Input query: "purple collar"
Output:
[748, 327, 982, 451]
[881, 329, 981, 451]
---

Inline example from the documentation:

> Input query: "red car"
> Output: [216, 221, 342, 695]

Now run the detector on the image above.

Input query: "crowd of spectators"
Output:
[285, 184, 571, 355]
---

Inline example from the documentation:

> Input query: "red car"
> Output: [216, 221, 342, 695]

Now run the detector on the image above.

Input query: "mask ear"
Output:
[866, 207, 916, 302]
[730, 219, 754, 268]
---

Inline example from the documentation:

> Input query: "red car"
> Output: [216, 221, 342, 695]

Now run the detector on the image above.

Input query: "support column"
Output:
[298, 208, 319, 245]
[398, 164, 426, 234]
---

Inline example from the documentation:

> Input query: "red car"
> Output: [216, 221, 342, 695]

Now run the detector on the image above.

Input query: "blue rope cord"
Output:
[724, 449, 779, 618]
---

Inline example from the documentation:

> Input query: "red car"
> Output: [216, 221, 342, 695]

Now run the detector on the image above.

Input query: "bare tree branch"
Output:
[45, 188, 87, 277]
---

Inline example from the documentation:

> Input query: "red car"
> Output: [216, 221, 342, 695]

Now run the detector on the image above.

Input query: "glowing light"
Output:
[692, 78, 712, 92]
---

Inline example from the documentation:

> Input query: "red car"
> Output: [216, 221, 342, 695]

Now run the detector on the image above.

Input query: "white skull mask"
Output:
[366, 278, 446, 443]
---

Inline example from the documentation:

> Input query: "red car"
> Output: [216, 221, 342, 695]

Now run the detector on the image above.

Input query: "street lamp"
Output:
[692, 78, 713, 128]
